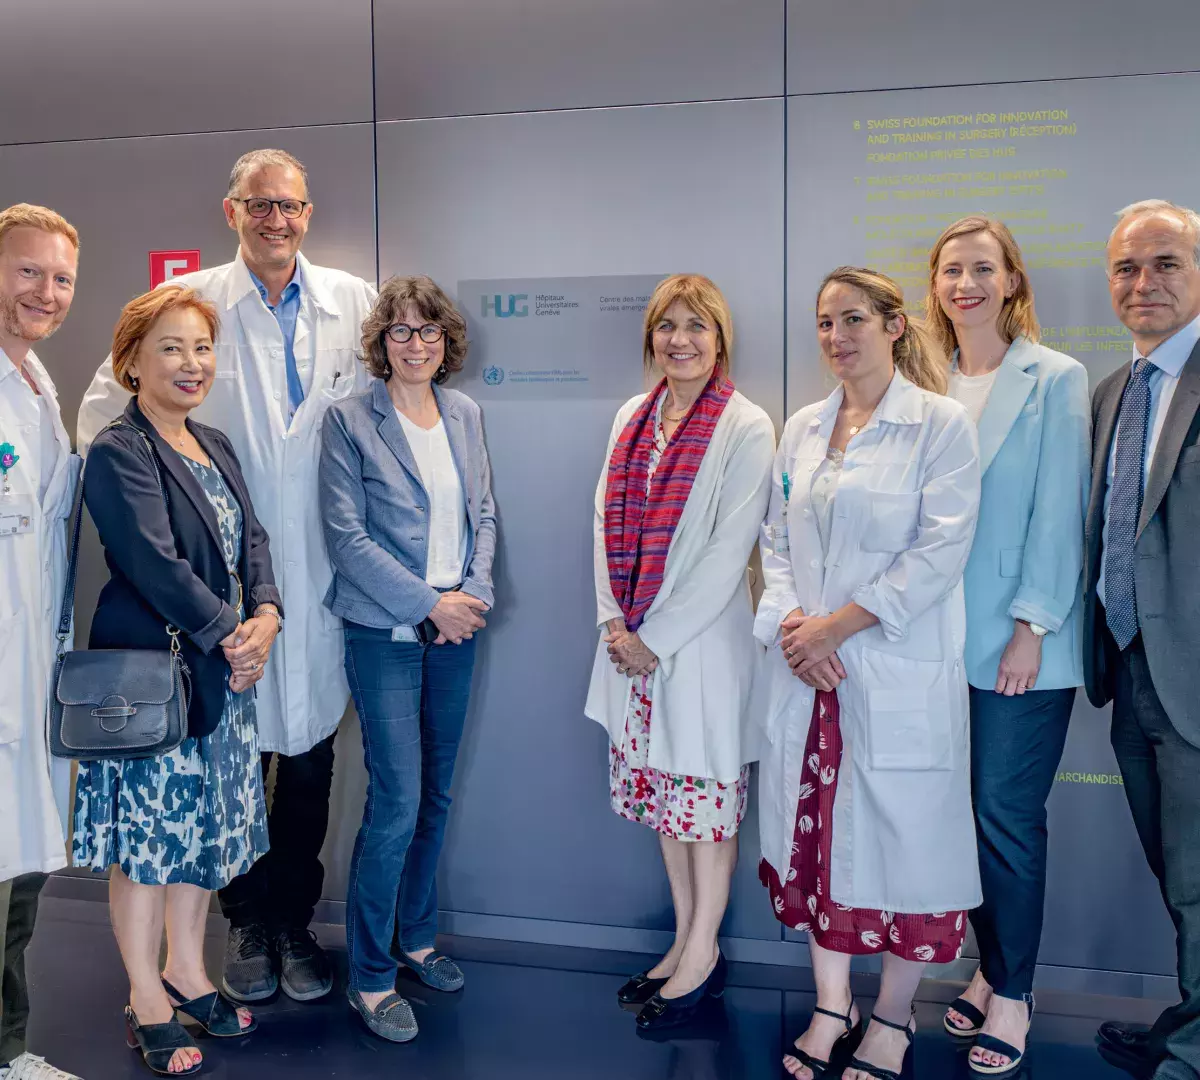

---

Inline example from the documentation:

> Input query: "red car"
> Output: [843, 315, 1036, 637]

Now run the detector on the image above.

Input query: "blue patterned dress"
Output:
[72, 454, 269, 889]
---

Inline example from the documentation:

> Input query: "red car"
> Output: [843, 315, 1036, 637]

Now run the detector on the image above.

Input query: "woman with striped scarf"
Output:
[585, 273, 775, 1032]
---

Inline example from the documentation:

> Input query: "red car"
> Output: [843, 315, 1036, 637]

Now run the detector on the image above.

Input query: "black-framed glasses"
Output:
[386, 323, 445, 344]
[230, 197, 309, 219]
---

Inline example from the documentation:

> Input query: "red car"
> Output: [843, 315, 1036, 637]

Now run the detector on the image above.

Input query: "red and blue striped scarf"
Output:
[604, 373, 734, 632]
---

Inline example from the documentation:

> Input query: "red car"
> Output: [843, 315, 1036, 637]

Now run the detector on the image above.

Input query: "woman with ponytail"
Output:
[755, 267, 982, 1080]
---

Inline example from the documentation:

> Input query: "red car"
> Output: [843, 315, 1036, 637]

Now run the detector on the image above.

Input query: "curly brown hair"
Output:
[360, 275, 468, 385]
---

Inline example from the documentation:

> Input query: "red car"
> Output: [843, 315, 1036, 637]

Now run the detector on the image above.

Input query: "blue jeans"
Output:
[343, 622, 476, 992]
[968, 685, 1075, 999]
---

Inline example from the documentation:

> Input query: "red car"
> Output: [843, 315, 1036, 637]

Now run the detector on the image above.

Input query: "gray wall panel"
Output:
[374, 0, 784, 119]
[787, 0, 1200, 94]
[0, 123, 376, 642]
[786, 75, 1199, 975]
[370, 100, 784, 937]
[0, 1, 372, 145]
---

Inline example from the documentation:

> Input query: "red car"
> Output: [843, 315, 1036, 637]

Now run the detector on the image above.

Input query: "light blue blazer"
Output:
[960, 336, 1090, 690]
[319, 378, 497, 629]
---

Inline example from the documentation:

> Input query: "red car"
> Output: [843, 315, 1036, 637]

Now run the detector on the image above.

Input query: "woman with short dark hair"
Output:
[319, 275, 496, 1043]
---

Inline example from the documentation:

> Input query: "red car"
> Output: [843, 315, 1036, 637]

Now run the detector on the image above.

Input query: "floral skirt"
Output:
[72, 683, 269, 890]
[610, 676, 748, 842]
[760, 689, 967, 962]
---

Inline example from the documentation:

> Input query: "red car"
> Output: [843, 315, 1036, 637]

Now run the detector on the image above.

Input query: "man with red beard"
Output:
[0, 204, 84, 1080]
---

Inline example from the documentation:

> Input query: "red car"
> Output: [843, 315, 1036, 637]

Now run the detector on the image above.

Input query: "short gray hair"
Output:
[226, 149, 309, 199]
[1110, 199, 1200, 264]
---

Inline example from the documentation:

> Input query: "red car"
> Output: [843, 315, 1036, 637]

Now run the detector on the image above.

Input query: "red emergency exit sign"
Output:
[149, 250, 201, 289]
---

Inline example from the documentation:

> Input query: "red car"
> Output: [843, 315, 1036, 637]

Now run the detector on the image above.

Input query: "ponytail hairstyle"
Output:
[817, 266, 947, 395]
[926, 215, 1039, 358]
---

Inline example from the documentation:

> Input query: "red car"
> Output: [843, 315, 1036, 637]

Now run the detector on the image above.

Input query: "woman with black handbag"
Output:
[71, 286, 281, 1076]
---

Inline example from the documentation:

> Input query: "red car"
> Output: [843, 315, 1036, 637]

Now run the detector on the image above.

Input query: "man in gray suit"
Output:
[1086, 199, 1200, 1080]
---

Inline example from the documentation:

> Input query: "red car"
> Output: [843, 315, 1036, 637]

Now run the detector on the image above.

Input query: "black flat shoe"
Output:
[635, 952, 726, 1031]
[162, 977, 256, 1037]
[784, 1001, 862, 1077]
[124, 1006, 203, 1076]
[1098, 1020, 1160, 1063]
[617, 970, 669, 1006]
[847, 1009, 915, 1080]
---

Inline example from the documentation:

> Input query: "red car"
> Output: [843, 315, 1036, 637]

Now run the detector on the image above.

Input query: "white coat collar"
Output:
[221, 250, 341, 317]
[811, 369, 925, 432]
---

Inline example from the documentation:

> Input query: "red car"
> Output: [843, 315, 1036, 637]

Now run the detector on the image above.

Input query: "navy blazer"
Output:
[319, 379, 496, 628]
[84, 399, 283, 739]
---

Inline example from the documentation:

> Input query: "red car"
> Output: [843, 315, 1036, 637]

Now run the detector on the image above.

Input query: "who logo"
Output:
[480, 294, 529, 318]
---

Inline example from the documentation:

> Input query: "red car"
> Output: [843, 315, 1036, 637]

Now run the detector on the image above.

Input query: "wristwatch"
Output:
[255, 605, 284, 632]
[1020, 620, 1048, 637]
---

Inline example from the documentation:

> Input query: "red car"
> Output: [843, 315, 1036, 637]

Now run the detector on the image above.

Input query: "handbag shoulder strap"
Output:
[57, 421, 167, 648]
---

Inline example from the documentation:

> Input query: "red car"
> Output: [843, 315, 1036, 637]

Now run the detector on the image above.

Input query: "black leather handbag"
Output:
[49, 423, 190, 761]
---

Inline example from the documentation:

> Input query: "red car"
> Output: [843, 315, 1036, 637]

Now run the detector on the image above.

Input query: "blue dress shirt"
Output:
[249, 268, 304, 420]
[1098, 312, 1200, 606]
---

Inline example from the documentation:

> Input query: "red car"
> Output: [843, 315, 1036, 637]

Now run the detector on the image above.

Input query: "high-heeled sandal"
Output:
[846, 1009, 915, 1080]
[783, 1001, 863, 1077]
[944, 995, 988, 1038]
[161, 977, 257, 1037]
[969, 993, 1034, 1076]
[124, 1005, 203, 1076]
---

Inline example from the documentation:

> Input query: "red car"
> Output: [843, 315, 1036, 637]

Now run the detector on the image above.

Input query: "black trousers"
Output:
[1109, 634, 1200, 1075]
[1, 872, 47, 1065]
[968, 685, 1075, 999]
[217, 732, 337, 930]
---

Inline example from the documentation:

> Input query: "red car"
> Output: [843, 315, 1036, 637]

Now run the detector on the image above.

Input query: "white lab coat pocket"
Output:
[860, 645, 952, 771]
[860, 490, 921, 554]
[0, 611, 22, 744]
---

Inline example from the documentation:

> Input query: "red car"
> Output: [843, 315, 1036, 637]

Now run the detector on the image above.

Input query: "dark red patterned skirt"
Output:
[760, 689, 967, 963]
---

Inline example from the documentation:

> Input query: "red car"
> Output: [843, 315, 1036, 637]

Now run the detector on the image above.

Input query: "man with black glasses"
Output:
[78, 149, 376, 1007]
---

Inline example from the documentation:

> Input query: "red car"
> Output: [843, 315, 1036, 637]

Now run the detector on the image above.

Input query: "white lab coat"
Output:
[754, 372, 983, 913]
[585, 389, 775, 783]
[0, 349, 78, 881]
[76, 251, 377, 756]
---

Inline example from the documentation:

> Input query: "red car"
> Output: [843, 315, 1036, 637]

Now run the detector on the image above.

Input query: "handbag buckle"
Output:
[93, 697, 136, 732]
[167, 625, 181, 656]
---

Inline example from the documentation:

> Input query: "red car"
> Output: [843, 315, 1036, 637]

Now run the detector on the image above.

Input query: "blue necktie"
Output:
[1105, 358, 1153, 650]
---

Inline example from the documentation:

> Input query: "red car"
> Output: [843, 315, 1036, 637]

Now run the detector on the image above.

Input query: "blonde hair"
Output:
[817, 267, 947, 395]
[112, 286, 220, 393]
[0, 203, 79, 255]
[642, 274, 733, 378]
[926, 215, 1039, 356]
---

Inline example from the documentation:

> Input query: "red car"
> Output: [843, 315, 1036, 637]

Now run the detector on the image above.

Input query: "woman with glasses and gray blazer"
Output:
[318, 275, 496, 1044]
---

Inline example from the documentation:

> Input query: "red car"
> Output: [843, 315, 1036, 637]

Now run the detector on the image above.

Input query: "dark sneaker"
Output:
[222, 922, 278, 1003]
[277, 927, 333, 1002]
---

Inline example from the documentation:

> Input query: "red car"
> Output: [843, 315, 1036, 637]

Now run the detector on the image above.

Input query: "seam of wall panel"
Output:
[0, 120, 375, 151]
[783, 66, 1200, 100]
[781, 0, 789, 425]
[370, 0, 381, 286]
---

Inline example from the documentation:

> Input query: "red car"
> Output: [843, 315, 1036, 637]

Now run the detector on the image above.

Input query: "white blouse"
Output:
[948, 366, 1000, 425]
[396, 410, 467, 588]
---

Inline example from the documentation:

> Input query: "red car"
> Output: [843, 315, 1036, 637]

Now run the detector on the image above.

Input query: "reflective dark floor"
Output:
[26, 896, 1155, 1079]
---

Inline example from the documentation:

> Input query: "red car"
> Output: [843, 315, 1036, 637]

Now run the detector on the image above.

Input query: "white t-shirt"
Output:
[396, 409, 467, 588]
[948, 366, 1000, 425]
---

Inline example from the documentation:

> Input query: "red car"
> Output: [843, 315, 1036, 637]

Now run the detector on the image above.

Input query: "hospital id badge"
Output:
[769, 523, 789, 554]
[0, 493, 33, 536]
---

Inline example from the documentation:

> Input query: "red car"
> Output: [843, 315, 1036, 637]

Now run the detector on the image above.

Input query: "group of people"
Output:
[0, 143, 1195, 1080]
[588, 203, 1200, 1080]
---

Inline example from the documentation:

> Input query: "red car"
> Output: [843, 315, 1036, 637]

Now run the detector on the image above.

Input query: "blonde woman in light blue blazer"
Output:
[930, 217, 1090, 1077]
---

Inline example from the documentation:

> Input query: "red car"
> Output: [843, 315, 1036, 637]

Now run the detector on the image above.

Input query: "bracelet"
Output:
[255, 606, 283, 632]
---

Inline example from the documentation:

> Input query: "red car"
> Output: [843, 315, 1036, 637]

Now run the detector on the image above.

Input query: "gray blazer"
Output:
[1083, 337, 1200, 739]
[319, 378, 496, 628]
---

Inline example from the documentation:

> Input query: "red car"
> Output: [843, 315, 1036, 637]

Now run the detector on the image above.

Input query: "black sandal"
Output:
[944, 996, 987, 1038]
[846, 1010, 915, 1080]
[124, 1005, 203, 1076]
[784, 1001, 862, 1077]
[162, 977, 256, 1037]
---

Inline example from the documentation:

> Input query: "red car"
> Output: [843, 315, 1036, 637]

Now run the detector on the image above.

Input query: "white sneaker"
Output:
[3, 1054, 82, 1080]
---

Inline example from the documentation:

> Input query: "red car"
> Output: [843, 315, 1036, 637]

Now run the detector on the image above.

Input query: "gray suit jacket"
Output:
[319, 378, 497, 628]
[1084, 338, 1200, 740]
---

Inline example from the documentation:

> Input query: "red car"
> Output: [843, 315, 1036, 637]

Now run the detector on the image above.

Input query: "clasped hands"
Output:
[221, 610, 280, 694]
[604, 617, 659, 678]
[428, 591, 490, 645]
[780, 608, 847, 692]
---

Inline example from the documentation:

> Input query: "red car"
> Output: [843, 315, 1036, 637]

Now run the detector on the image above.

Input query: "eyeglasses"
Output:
[386, 323, 445, 344]
[230, 197, 309, 219]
